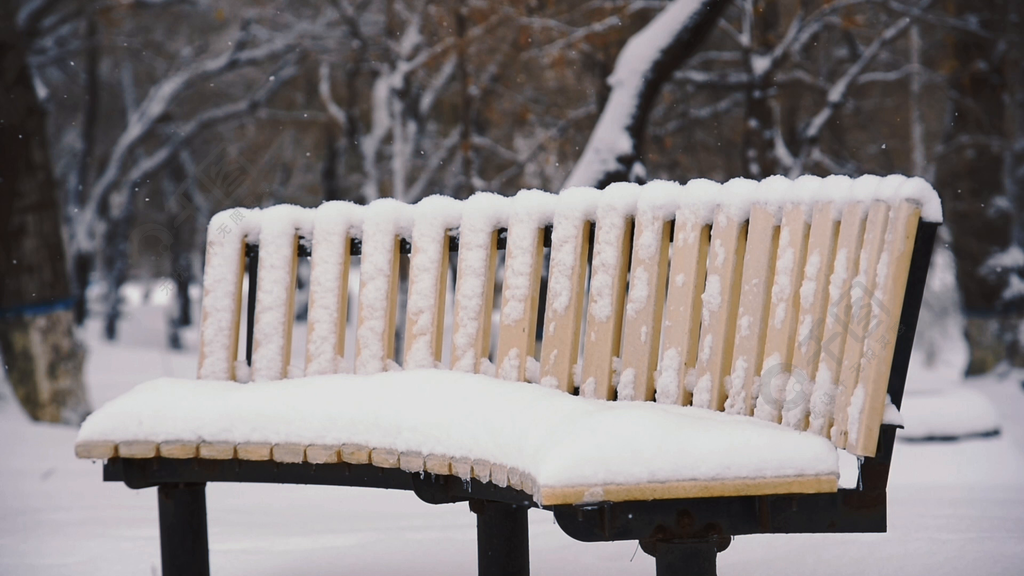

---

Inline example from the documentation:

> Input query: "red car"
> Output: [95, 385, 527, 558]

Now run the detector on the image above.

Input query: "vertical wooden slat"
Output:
[831, 201, 890, 448]
[355, 200, 410, 375]
[752, 205, 812, 422]
[655, 215, 711, 405]
[305, 202, 360, 376]
[539, 215, 592, 392]
[618, 214, 672, 401]
[404, 197, 462, 370]
[848, 201, 920, 456]
[251, 206, 307, 382]
[451, 193, 510, 373]
[579, 191, 637, 399]
[496, 228, 545, 381]
[780, 203, 841, 430]
[197, 208, 252, 381]
[806, 203, 869, 437]
[723, 205, 778, 415]
[690, 211, 747, 410]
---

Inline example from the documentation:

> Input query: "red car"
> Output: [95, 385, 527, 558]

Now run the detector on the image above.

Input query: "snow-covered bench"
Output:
[76, 175, 940, 576]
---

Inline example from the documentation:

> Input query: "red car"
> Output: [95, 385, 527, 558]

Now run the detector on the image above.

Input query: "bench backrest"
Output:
[196, 175, 941, 458]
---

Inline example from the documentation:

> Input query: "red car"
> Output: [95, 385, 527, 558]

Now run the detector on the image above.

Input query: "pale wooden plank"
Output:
[618, 215, 672, 401]
[536, 474, 838, 506]
[305, 203, 356, 376]
[831, 202, 890, 449]
[425, 454, 451, 476]
[272, 443, 307, 463]
[403, 223, 453, 370]
[723, 206, 778, 416]
[370, 448, 400, 469]
[75, 441, 117, 460]
[340, 444, 371, 465]
[237, 443, 273, 461]
[508, 468, 523, 491]
[806, 203, 869, 438]
[539, 220, 592, 392]
[198, 442, 236, 460]
[356, 236, 401, 374]
[452, 457, 473, 480]
[496, 228, 546, 381]
[471, 459, 492, 483]
[159, 441, 198, 459]
[305, 445, 341, 464]
[451, 231, 500, 373]
[691, 212, 747, 411]
[490, 463, 509, 488]
[753, 205, 812, 422]
[848, 201, 920, 456]
[399, 451, 425, 473]
[197, 231, 246, 381]
[579, 215, 634, 399]
[118, 441, 158, 459]
[655, 217, 711, 405]
[250, 230, 300, 381]
[781, 203, 841, 430]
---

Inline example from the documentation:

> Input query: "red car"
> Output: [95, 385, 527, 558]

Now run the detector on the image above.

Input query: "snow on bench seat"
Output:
[75, 370, 839, 505]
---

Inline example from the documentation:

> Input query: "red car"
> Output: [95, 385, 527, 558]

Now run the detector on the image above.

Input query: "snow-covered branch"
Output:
[564, 0, 730, 189]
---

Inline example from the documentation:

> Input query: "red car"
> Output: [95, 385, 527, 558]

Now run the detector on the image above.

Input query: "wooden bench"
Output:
[76, 174, 941, 576]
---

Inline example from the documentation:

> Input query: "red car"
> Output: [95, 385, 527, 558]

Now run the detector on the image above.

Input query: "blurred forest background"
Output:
[1, 0, 1022, 423]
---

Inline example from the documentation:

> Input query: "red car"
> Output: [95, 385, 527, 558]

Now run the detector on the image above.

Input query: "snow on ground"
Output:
[3, 301, 1024, 575]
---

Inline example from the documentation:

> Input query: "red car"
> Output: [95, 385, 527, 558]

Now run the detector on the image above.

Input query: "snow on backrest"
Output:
[196, 175, 938, 458]
[495, 190, 559, 382]
[305, 201, 362, 377]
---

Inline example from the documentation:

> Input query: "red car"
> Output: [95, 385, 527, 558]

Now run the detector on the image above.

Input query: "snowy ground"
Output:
[3, 302, 1024, 575]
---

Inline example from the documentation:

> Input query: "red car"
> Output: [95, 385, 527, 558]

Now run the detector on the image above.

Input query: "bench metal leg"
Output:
[471, 499, 530, 576]
[158, 483, 210, 576]
[643, 538, 727, 576]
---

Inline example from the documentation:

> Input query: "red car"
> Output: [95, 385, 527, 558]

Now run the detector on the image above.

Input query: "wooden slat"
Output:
[159, 441, 198, 459]
[579, 214, 634, 399]
[197, 210, 249, 381]
[404, 198, 461, 369]
[118, 441, 158, 459]
[539, 219, 592, 392]
[237, 443, 273, 461]
[452, 457, 473, 480]
[272, 444, 307, 463]
[618, 215, 672, 401]
[495, 228, 545, 381]
[425, 454, 451, 475]
[370, 448, 400, 468]
[490, 463, 509, 488]
[355, 236, 402, 374]
[340, 444, 371, 464]
[471, 459, 492, 483]
[536, 474, 838, 506]
[305, 445, 341, 464]
[508, 468, 523, 490]
[831, 202, 890, 449]
[781, 203, 841, 430]
[723, 206, 778, 415]
[198, 442, 236, 460]
[75, 441, 117, 460]
[691, 212, 747, 411]
[451, 231, 500, 373]
[806, 203, 869, 438]
[753, 205, 811, 422]
[848, 201, 920, 456]
[305, 202, 358, 376]
[251, 230, 301, 382]
[655, 217, 711, 405]
[399, 451, 425, 473]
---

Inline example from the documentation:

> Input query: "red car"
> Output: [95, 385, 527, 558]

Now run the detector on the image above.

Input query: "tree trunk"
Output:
[933, 0, 1013, 374]
[0, 5, 90, 423]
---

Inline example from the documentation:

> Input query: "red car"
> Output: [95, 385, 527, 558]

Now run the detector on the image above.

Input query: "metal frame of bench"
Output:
[98, 211, 938, 576]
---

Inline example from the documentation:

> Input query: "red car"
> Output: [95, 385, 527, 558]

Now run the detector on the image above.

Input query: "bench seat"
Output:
[76, 370, 839, 506]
